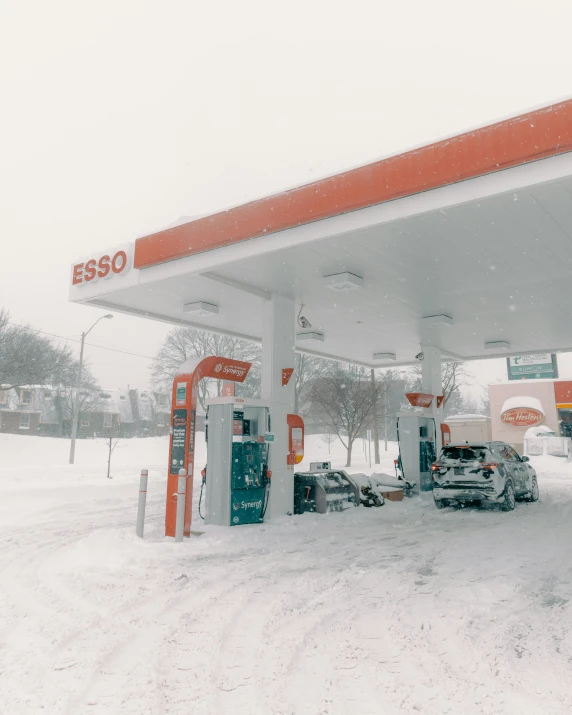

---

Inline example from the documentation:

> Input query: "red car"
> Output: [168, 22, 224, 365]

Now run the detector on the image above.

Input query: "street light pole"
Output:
[69, 314, 113, 464]
[370, 368, 381, 465]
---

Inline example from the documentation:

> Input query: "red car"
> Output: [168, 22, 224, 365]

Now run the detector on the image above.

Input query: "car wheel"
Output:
[501, 481, 516, 512]
[527, 476, 540, 502]
[434, 498, 449, 509]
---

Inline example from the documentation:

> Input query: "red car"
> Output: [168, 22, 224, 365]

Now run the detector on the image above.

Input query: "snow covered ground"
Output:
[1, 432, 572, 714]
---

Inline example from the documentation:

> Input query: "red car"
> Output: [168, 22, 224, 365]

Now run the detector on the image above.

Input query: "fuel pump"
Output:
[203, 397, 272, 526]
[396, 413, 437, 492]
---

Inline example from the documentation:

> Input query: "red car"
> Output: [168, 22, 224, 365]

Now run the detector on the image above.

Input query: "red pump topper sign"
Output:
[287, 413, 304, 465]
[166, 356, 251, 537]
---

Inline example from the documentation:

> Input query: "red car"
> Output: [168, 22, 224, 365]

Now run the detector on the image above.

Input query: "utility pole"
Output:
[384, 387, 389, 451]
[370, 368, 381, 464]
[69, 314, 113, 464]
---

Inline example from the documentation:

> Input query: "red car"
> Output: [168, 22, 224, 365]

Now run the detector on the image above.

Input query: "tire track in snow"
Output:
[69, 556, 284, 714]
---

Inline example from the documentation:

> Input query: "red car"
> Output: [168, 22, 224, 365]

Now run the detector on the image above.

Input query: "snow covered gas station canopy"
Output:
[70, 99, 572, 368]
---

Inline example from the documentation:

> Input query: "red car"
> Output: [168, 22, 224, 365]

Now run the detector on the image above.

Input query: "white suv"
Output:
[431, 442, 540, 510]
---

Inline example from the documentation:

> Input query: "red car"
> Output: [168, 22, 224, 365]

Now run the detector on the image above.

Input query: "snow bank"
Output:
[524, 424, 556, 439]
[1, 433, 572, 714]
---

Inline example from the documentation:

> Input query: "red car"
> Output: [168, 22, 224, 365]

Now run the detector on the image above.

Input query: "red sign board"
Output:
[282, 368, 294, 386]
[441, 423, 451, 445]
[501, 408, 544, 427]
[405, 392, 434, 408]
[221, 381, 235, 397]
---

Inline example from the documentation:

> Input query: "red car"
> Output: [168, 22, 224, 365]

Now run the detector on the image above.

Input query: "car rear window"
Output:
[441, 446, 489, 461]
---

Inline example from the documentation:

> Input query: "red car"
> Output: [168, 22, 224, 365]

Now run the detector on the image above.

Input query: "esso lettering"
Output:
[111, 251, 128, 274]
[83, 259, 97, 282]
[97, 255, 111, 279]
[72, 249, 131, 286]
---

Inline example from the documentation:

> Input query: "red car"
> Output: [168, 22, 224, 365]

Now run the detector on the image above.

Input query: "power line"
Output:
[5, 321, 156, 361]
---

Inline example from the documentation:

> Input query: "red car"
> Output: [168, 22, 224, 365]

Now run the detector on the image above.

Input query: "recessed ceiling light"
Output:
[422, 314, 454, 328]
[484, 341, 511, 353]
[323, 272, 363, 293]
[183, 301, 219, 316]
[373, 352, 396, 363]
[297, 331, 325, 343]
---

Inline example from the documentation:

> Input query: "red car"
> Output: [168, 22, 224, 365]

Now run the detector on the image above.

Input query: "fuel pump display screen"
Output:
[175, 383, 187, 406]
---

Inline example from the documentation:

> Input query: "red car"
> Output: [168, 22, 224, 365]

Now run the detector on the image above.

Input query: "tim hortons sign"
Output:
[500, 408, 544, 427]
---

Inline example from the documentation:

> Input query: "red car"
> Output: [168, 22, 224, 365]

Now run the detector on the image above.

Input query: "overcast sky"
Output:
[2, 0, 572, 392]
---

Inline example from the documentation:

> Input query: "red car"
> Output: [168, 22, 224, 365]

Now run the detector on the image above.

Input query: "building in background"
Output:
[0, 386, 170, 438]
[489, 380, 572, 454]
[445, 414, 492, 444]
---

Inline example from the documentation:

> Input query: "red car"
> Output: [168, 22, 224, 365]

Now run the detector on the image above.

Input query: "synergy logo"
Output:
[241, 500, 263, 510]
[203, 357, 251, 384]
[222, 365, 247, 378]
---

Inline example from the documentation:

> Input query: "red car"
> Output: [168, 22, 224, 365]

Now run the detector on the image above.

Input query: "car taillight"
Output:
[431, 463, 442, 471]
[481, 462, 498, 470]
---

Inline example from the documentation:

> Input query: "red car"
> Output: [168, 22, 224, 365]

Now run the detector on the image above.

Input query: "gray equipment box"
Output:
[309, 461, 331, 471]
[294, 470, 359, 514]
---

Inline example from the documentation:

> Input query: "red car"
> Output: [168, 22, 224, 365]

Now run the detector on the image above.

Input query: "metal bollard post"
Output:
[136, 469, 148, 538]
[175, 469, 187, 543]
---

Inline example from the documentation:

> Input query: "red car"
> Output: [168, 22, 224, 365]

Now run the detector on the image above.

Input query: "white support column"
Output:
[421, 345, 444, 451]
[262, 294, 296, 517]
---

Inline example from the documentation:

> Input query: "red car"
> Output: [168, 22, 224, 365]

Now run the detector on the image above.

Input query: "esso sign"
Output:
[72, 247, 132, 286]
[501, 408, 544, 427]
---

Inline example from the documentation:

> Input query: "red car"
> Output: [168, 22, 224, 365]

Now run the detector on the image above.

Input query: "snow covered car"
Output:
[431, 442, 539, 510]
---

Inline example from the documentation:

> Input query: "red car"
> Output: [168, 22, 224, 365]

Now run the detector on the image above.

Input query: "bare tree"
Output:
[53, 363, 102, 434]
[103, 426, 120, 479]
[319, 433, 337, 454]
[151, 328, 261, 411]
[294, 353, 332, 415]
[409, 360, 472, 408]
[309, 366, 381, 466]
[0, 309, 77, 390]
[480, 388, 491, 417]
[462, 394, 481, 414]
